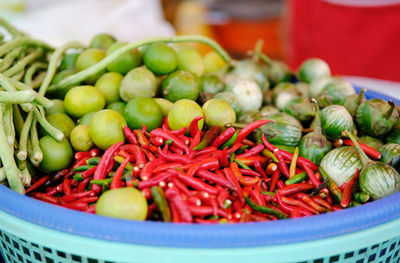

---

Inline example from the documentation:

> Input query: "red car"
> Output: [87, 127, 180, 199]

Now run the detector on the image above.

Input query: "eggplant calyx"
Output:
[384, 100, 396, 118]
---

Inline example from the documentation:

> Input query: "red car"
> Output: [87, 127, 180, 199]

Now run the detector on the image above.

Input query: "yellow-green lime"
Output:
[162, 70, 199, 102]
[143, 43, 177, 75]
[153, 98, 173, 117]
[203, 51, 227, 74]
[176, 45, 204, 76]
[90, 109, 127, 150]
[45, 99, 66, 116]
[39, 113, 75, 139]
[202, 98, 236, 127]
[96, 187, 148, 220]
[106, 41, 142, 74]
[106, 101, 126, 116]
[64, 85, 105, 118]
[70, 125, 94, 152]
[168, 99, 204, 131]
[95, 72, 123, 104]
[119, 66, 157, 102]
[89, 33, 116, 50]
[39, 136, 73, 172]
[75, 48, 106, 84]
[78, 111, 98, 125]
[123, 97, 163, 131]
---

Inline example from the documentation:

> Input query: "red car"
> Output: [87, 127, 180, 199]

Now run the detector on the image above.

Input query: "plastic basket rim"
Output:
[0, 86, 400, 249]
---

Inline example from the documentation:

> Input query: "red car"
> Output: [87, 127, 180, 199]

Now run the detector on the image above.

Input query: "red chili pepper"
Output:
[196, 169, 236, 190]
[85, 204, 96, 214]
[290, 209, 302, 218]
[229, 162, 243, 179]
[227, 143, 245, 154]
[92, 141, 124, 193]
[235, 156, 268, 166]
[110, 156, 132, 190]
[169, 201, 181, 223]
[61, 191, 96, 203]
[239, 168, 262, 177]
[25, 175, 50, 194]
[74, 151, 91, 160]
[189, 206, 228, 218]
[189, 116, 204, 137]
[77, 177, 91, 193]
[276, 183, 314, 196]
[80, 166, 97, 179]
[239, 176, 259, 186]
[133, 130, 150, 147]
[261, 134, 318, 171]
[150, 136, 164, 146]
[217, 188, 230, 209]
[122, 126, 138, 144]
[63, 178, 72, 195]
[223, 167, 245, 204]
[137, 172, 174, 189]
[251, 190, 266, 206]
[311, 196, 332, 210]
[235, 144, 265, 158]
[242, 139, 256, 147]
[139, 158, 167, 181]
[90, 148, 100, 157]
[281, 196, 319, 214]
[169, 127, 188, 136]
[72, 156, 91, 169]
[158, 146, 192, 164]
[119, 144, 147, 168]
[151, 128, 190, 155]
[168, 169, 218, 195]
[339, 182, 347, 192]
[236, 119, 270, 144]
[62, 201, 88, 211]
[341, 169, 360, 208]
[277, 180, 285, 189]
[170, 178, 191, 197]
[193, 147, 218, 157]
[253, 161, 268, 178]
[301, 162, 322, 188]
[210, 127, 236, 148]
[187, 158, 219, 177]
[276, 192, 312, 217]
[294, 193, 326, 213]
[143, 149, 156, 162]
[341, 139, 381, 159]
[165, 186, 193, 223]
[189, 130, 202, 150]
[31, 192, 60, 205]
[219, 147, 229, 167]
[152, 162, 182, 174]
[274, 149, 290, 178]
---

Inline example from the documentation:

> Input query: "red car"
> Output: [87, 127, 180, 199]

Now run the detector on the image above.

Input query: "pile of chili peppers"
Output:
[25, 117, 362, 223]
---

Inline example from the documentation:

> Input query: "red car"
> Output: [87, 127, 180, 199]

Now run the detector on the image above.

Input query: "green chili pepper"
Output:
[273, 144, 295, 153]
[229, 153, 235, 163]
[261, 191, 275, 196]
[220, 130, 239, 149]
[262, 149, 278, 162]
[73, 173, 84, 182]
[193, 126, 221, 150]
[73, 164, 96, 172]
[234, 159, 252, 170]
[350, 200, 362, 207]
[353, 192, 370, 203]
[245, 196, 288, 219]
[237, 145, 249, 154]
[151, 186, 172, 222]
[319, 166, 342, 204]
[86, 156, 101, 165]
[165, 139, 173, 145]
[285, 172, 307, 185]
[114, 156, 133, 170]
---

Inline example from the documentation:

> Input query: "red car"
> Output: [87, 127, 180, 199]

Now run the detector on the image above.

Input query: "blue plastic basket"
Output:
[1, 87, 400, 263]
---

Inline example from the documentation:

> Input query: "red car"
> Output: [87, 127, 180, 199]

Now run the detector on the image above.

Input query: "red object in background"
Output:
[286, 0, 400, 81]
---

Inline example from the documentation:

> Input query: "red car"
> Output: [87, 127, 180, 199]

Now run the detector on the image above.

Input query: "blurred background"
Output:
[0, 0, 400, 95]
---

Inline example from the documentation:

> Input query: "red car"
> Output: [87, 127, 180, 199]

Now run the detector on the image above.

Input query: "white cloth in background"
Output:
[10, 0, 175, 46]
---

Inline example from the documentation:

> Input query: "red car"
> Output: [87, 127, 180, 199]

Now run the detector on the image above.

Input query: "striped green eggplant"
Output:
[320, 105, 354, 139]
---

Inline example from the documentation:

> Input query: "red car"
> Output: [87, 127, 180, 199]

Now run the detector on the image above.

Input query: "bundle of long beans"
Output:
[0, 19, 82, 193]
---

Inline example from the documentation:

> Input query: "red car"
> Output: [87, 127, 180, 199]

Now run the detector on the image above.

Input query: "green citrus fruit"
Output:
[96, 187, 147, 220]
[89, 109, 127, 150]
[168, 99, 204, 131]
[75, 48, 106, 84]
[78, 111, 98, 125]
[89, 33, 116, 50]
[70, 124, 94, 152]
[203, 51, 226, 74]
[202, 98, 236, 127]
[39, 136, 73, 172]
[45, 99, 66, 116]
[95, 72, 123, 104]
[153, 98, 173, 117]
[119, 66, 157, 102]
[40, 113, 75, 139]
[176, 45, 204, 76]
[124, 97, 162, 131]
[106, 101, 126, 116]
[143, 43, 177, 75]
[162, 70, 199, 102]
[64, 85, 105, 118]
[106, 41, 142, 74]
[59, 53, 79, 71]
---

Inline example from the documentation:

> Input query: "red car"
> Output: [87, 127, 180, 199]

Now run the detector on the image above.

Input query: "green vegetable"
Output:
[320, 146, 362, 187]
[224, 78, 262, 112]
[309, 75, 333, 98]
[214, 91, 242, 115]
[356, 99, 399, 137]
[318, 78, 355, 106]
[284, 97, 315, 123]
[260, 105, 279, 116]
[343, 88, 366, 117]
[386, 120, 400, 144]
[320, 105, 353, 139]
[299, 100, 331, 165]
[298, 58, 330, 83]
[272, 82, 300, 111]
[345, 131, 400, 200]
[358, 136, 384, 151]
[379, 143, 400, 164]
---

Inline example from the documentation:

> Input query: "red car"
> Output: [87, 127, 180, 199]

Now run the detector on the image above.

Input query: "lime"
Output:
[124, 97, 162, 131]
[89, 33, 116, 50]
[168, 99, 204, 131]
[119, 66, 157, 102]
[70, 124, 94, 152]
[176, 45, 204, 76]
[39, 136, 73, 172]
[48, 69, 80, 99]
[79, 111, 98, 125]
[143, 43, 177, 75]
[96, 187, 147, 220]
[153, 98, 173, 117]
[95, 72, 123, 104]
[106, 41, 142, 74]
[45, 99, 66, 116]
[40, 113, 75, 139]
[90, 109, 126, 150]
[59, 52, 79, 71]
[64, 85, 105, 118]
[203, 51, 226, 74]
[106, 101, 126, 116]
[162, 70, 199, 102]
[202, 99, 236, 127]
[75, 48, 106, 84]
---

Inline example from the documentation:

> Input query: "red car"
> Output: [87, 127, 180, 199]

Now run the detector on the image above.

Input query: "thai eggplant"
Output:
[214, 91, 242, 115]
[199, 74, 224, 103]
[272, 82, 301, 111]
[356, 99, 399, 137]
[309, 75, 333, 98]
[298, 58, 331, 83]
[298, 100, 331, 165]
[343, 88, 366, 117]
[379, 143, 400, 164]
[344, 131, 400, 199]
[320, 105, 354, 139]
[318, 78, 355, 106]
[253, 112, 303, 147]
[284, 97, 315, 123]
[320, 146, 362, 187]
[386, 120, 400, 144]
[358, 135, 384, 151]
[224, 78, 263, 112]
[260, 105, 279, 116]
